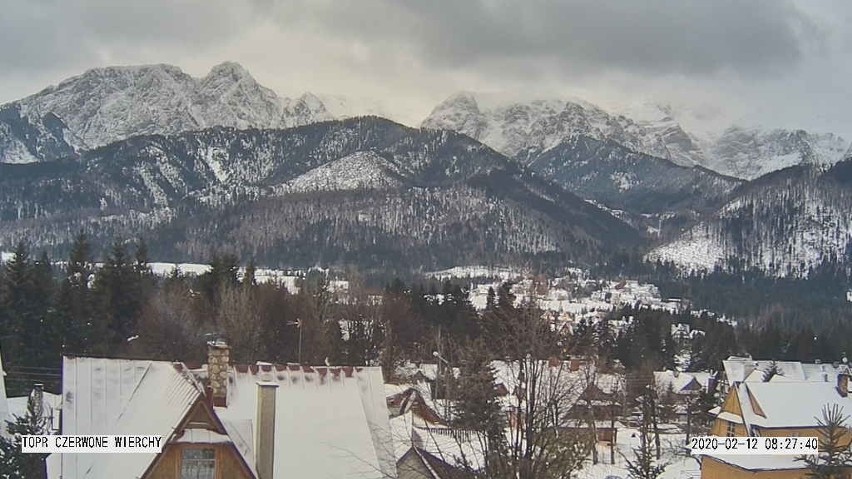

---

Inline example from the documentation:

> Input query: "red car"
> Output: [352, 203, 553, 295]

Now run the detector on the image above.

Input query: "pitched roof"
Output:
[49, 357, 397, 479]
[202, 364, 396, 479]
[704, 454, 803, 471]
[416, 447, 467, 479]
[7, 391, 62, 432]
[654, 371, 702, 394]
[723, 357, 848, 384]
[737, 381, 852, 429]
[50, 357, 203, 479]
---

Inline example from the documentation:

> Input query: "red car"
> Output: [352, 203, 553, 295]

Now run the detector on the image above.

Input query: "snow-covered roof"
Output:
[410, 423, 486, 471]
[737, 381, 852, 429]
[654, 371, 702, 394]
[207, 364, 396, 479]
[723, 358, 846, 385]
[723, 358, 808, 383]
[690, 372, 716, 390]
[397, 362, 460, 382]
[7, 391, 62, 432]
[7, 391, 62, 418]
[705, 454, 803, 471]
[50, 357, 203, 479]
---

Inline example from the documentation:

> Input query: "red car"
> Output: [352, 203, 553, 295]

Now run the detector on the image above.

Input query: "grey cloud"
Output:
[268, 0, 821, 78]
[0, 0, 266, 71]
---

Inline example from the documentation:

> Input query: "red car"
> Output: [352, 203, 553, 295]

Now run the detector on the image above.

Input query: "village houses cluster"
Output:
[5, 337, 852, 478]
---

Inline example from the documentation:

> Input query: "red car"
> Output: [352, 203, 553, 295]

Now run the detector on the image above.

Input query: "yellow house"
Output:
[702, 368, 852, 478]
[702, 455, 823, 479]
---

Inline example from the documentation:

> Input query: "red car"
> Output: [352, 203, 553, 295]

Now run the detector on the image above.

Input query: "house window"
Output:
[181, 448, 216, 479]
[726, 421, 736, 437]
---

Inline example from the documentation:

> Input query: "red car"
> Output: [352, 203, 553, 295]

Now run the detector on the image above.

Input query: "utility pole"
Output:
[288, 318, 303, 363]
[434, 350, 451, 421]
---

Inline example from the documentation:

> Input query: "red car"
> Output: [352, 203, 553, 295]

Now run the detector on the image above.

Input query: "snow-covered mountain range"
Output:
[421, 92, 707, 167]
[704, 126, 849, 180]
[421, 92, 850, 181]
[0, 62, 332, 161]
[0, 117, 640, 270]
[2, 61, 851, 276]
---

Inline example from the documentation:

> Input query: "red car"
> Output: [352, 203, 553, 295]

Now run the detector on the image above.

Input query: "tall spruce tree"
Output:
[796, 404, 852, 478]
[95, 241, 144, 351]
[0, 242, 42, 368]
[54, 232, 95, 355]
[453, 339, 505, 449]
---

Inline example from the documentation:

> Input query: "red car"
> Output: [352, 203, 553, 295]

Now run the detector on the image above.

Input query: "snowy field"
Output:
[576, 429, 699, 479]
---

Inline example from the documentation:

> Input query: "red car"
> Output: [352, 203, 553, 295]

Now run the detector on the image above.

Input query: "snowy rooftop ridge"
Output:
[47, 354, 395, 479]
[51, 357, 203, 479]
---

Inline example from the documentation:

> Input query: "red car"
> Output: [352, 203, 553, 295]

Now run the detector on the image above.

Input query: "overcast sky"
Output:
[1, 0, 850, 136]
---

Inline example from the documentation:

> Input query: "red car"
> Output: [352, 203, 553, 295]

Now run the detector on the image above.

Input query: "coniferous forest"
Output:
[4, 231, 852, 399]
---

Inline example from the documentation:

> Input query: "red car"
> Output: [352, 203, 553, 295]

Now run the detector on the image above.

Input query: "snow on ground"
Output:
[425, 265, 526, 281]
[274, 151, 402, 194]
[576, 429, 699, 479]
[646, 232, 725, 272]
[143, 263, 329, 293]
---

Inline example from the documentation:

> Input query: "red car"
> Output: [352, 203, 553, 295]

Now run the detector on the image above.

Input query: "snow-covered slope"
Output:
[648, 161, 852, 276]
[0, 104, 79, 163]
[529, 135, 741, 215]
[275, 151, 403, 193]
[421, 92, 707, 167]
[0, 62, 332, 162]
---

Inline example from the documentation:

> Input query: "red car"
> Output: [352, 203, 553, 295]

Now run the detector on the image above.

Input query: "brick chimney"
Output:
[837, 372, 849, 398]
[256, 382, 279, 479]
[207, 341, 230, 407]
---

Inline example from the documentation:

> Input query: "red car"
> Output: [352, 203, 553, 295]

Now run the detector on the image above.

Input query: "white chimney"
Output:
[256, 382, 278, 479]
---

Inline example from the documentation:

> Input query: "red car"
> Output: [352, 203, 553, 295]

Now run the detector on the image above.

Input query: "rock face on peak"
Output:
[422, 93, 851, 183]
[422, 92, 706, 167]
[422, 93, 738, 236]
[0, 62, 333, 162]
[704, 126, 849, 180]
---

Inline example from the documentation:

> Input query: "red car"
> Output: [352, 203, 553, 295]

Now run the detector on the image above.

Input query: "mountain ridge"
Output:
[0, 117, 641, 271]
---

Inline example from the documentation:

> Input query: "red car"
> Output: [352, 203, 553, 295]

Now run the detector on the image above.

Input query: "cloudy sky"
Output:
[1, 0, 850, 136]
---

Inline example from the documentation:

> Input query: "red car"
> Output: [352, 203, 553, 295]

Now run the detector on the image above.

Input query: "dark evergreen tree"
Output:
[485, 286, 496, 312]
[796, 405, 852, 478]
[0, 242, 45, 369]
[0, 392, 51, 479]
[199, 253, 240, 308]
[94, 241, 143, 351]
[54, 232, 96, 355]
[243, 259, 257, 288]
[453, 339, 505, 447]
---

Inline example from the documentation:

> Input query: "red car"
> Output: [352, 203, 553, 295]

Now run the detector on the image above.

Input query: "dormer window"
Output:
[181, 448, 216, 479]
